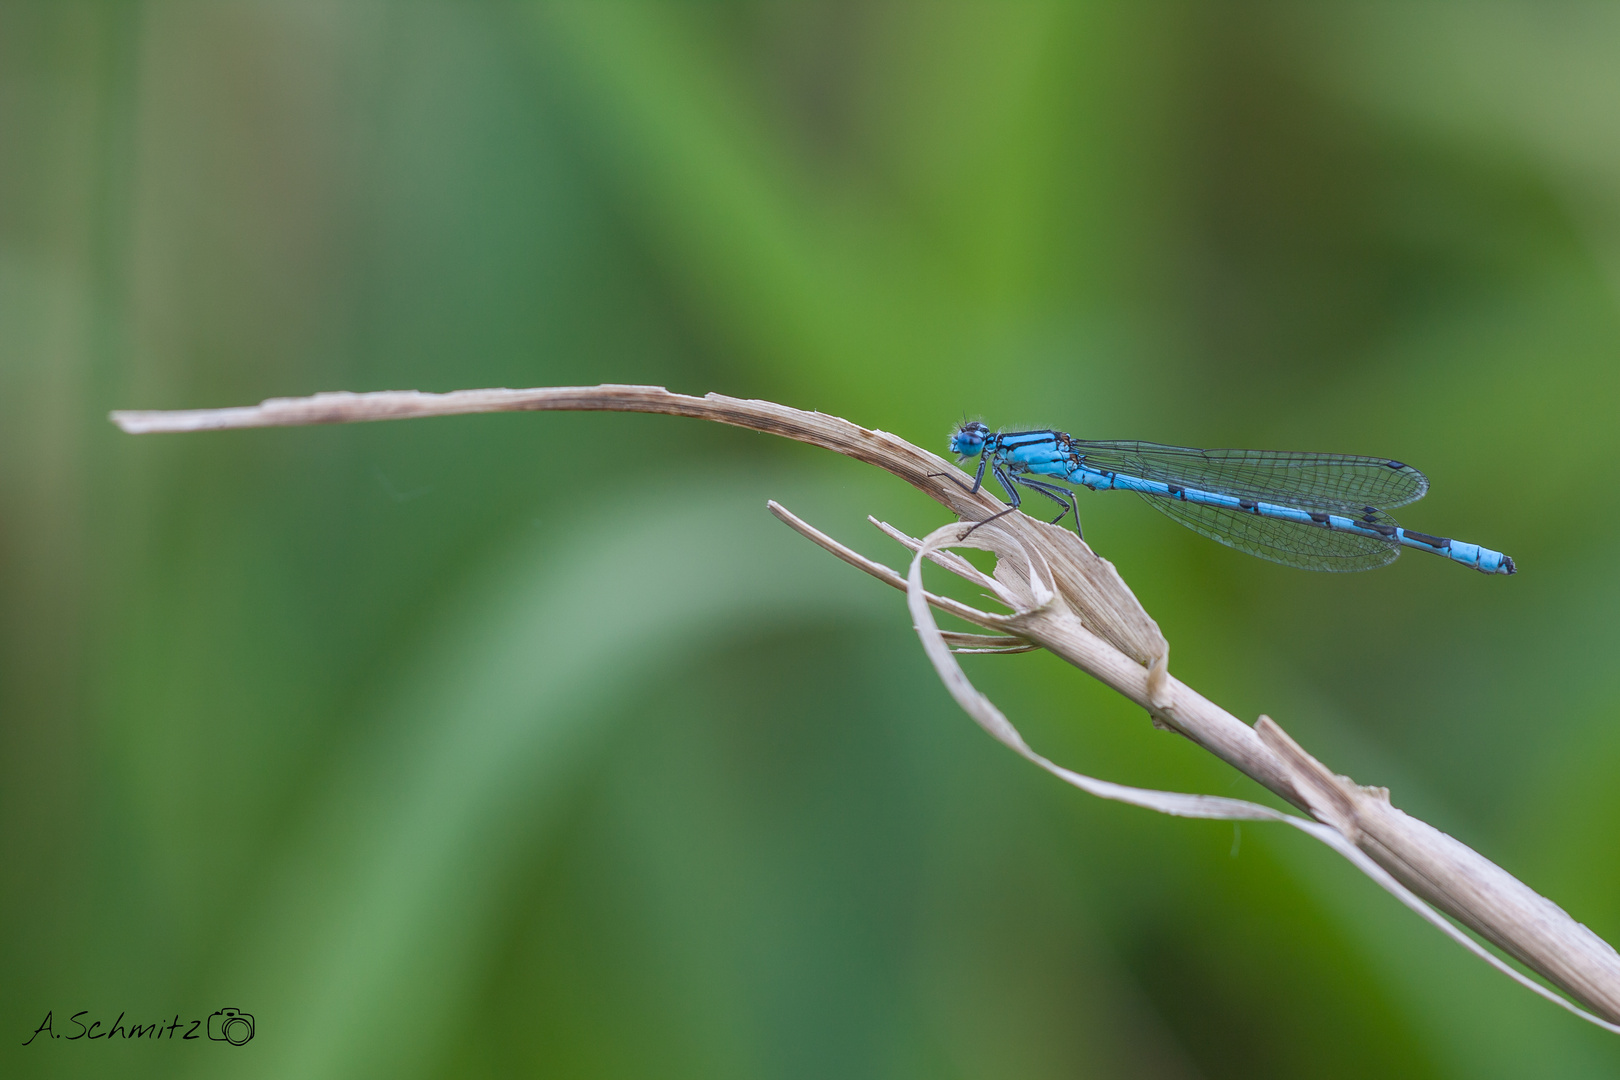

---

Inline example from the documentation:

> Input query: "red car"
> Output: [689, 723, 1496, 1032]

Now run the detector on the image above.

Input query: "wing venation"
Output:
[1139, 495, 1402, 572]
[1073, 440, 1429, 511]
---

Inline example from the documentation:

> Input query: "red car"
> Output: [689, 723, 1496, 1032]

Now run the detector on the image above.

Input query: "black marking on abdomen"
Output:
[1308, 512, 1330, 525]
[1404, 530, 1449, 549]
[1368, 523, 1397, 538]
[1168, 484, 1185, 499]
[1239, 499, 1258, 513]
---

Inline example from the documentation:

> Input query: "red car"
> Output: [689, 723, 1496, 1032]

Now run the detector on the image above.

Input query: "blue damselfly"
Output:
[947, 422, 1514, 574]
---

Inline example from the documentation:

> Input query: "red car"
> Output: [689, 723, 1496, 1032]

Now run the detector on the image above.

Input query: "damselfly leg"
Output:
[1008, 475, 1082, 536]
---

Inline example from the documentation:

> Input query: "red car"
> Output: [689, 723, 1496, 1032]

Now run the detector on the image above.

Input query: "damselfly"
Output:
[947, 422, 1515, 575]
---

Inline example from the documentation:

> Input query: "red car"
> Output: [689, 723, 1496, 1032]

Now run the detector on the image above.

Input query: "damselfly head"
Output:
[949, 421, 990, 458]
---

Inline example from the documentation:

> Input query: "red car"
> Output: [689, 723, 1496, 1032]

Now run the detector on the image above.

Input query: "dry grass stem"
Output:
[113, 383, 1620, 1030]
[887, 515, 1620, 1034]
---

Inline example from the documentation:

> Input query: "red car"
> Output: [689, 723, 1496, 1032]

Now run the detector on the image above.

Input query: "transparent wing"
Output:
[1073, 440, 1429, 512]
[1141, 496, 1402, 572]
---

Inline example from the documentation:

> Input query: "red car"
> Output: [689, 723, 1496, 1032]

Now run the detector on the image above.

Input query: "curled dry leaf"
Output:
[771, 497, 1620, 1031]
[888, 517, 1620, 1035]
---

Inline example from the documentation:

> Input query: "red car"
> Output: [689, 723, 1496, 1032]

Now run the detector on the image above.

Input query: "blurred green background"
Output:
[5, 2, 1620, 1076]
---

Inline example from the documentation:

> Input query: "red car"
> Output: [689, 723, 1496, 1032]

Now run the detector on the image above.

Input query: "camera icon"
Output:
[207, 1008, 255, 1046]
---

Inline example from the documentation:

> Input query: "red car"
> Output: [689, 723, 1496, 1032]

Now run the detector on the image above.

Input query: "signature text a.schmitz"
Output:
[22, 1008, 256, 1046]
